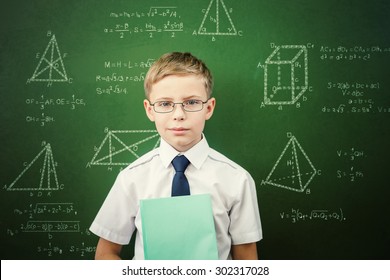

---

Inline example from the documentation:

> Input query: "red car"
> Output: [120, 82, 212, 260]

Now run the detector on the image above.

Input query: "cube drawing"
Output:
[264, 45, 308, 105]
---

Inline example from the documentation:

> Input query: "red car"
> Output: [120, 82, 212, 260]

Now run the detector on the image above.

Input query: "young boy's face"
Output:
[144, 74, 216, 152]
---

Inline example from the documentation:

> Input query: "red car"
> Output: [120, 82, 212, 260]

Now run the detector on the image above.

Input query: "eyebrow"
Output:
[153, 97, 174, 101]
[154, 95, 205, 102]
[183, 95, 205, 100]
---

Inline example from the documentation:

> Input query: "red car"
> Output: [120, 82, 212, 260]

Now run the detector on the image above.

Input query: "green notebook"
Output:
[140, 194, 218, 260]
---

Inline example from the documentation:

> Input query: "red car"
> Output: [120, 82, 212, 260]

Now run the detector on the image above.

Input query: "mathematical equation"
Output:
[21, 220, 80, 233]
[95, 58, 154, 95]
[104, 7, 183, 39]
[321, 81, 389, 114]
[13, 203, 77, 219]
[37, 241, 96, 258]
[7, 202, 80, 236]
[336, 147, 365, 162]
[319, 45, 390, 61]
[25, 112, 55, 126]
[103, 59, 155, 69]
[25, 95, 86, 110]
[25, 94, 86, 126]
[6, 204, 95, 258]
[280, 208, 346, 223]
[336, 147, 366, 182]
[336, 166, 364, 182]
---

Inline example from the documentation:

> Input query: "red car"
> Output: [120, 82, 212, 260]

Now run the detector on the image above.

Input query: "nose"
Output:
[172, 103, 186, 120]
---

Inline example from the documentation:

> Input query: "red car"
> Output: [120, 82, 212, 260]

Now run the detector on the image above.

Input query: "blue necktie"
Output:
[171, 155, 190, 196]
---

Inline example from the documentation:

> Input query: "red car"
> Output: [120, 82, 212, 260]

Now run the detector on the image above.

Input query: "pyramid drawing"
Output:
[198, 0, 237, 35]
[264, 135, 317, 192]
[29, 35, 69, 83]
[89, 130, 160, 166]
[7, 143, 60, 191]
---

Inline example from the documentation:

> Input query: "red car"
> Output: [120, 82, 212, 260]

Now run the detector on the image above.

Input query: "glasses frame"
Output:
[148, 99, 210, 113]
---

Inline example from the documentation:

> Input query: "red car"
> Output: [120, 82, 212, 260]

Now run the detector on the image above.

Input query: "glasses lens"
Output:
[183, 100, 203, 112]
[154, 101, 174, 113]
[152, 100, 206, 113]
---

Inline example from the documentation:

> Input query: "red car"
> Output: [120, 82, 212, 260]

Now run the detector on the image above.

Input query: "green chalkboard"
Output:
[1, 0, 389, 259]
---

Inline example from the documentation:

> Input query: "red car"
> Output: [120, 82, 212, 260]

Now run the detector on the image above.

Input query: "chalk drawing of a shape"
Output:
[198, 0, 237, 35]
[29, 35, 69, 83]
[264, 45, 308, 105]
[7, 143, 60, 191]
[90, 130, 160, 166]
[264, 135, 317, 192]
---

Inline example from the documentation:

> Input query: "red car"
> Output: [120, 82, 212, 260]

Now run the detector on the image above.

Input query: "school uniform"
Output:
[90, 135, 262, 259]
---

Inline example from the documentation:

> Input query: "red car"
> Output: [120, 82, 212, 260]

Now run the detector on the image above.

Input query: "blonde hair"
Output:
[144, 52, 213, 98]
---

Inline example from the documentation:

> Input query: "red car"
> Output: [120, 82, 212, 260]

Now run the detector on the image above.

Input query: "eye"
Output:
[157, 101, 173, 107]
[185, 99, 201, 106]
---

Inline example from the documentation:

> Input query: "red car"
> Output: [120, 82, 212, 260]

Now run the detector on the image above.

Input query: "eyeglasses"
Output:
[149, 99, 209, 113]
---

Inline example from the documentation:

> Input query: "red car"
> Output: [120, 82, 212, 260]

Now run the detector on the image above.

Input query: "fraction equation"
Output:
[280, 208, 346, 223]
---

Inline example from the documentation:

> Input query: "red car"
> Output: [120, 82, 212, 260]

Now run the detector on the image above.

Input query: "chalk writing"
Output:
[336, 147, 366, 162]
[320, 45, 390, 61]
[25, 94, 86, 110]
[21, 220, 80, 233]
[322, 80, 387, 114]
[337, 167, 364, 182]
[37, 242, 63, 257]
[37, 241, 96, 257]
[95, 58, 154, 95]
[104, 7, 183, 39]
[25, 113, 55, 126]
[280, 208, 346, 223]
[24, 94, 86, 126]
[96, 72, 145, 83]
[69, 242, 96, 257]
[104, 59, 155, 69]
[336, 147, 366, 183]
[13, 203, 77, 219]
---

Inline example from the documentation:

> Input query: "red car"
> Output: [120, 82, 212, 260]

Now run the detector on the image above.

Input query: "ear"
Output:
[205, 97, 216, 120]
[144, 99, 155, 122]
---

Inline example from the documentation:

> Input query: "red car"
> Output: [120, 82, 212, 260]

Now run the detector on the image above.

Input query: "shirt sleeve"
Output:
[89, 170, 137, 245]
[229, 171, 263, 245]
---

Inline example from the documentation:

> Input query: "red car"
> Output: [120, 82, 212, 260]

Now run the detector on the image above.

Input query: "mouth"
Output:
[169, 127, 189, 134]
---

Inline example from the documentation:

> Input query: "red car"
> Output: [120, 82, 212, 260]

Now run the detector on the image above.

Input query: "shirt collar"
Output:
[159, 135, 210, 170]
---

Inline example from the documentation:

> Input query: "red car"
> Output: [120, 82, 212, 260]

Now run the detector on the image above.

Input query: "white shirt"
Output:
[90, 136, 262, 259]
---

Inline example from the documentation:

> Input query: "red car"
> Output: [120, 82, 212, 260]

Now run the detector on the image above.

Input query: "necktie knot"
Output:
[172, 155, 190, 173]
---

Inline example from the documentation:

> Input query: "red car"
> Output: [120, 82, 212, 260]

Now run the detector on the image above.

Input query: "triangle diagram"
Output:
[293, 138, 317, 191]
[90, 130, 160, 166]
[30, 35, 69, 82]
[264, 136, 317, 192]
[7, 143, 60, 191]
[198, 0, 237, 35]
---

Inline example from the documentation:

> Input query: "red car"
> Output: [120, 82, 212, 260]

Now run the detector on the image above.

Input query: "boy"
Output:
[90, 52, 262, 260]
